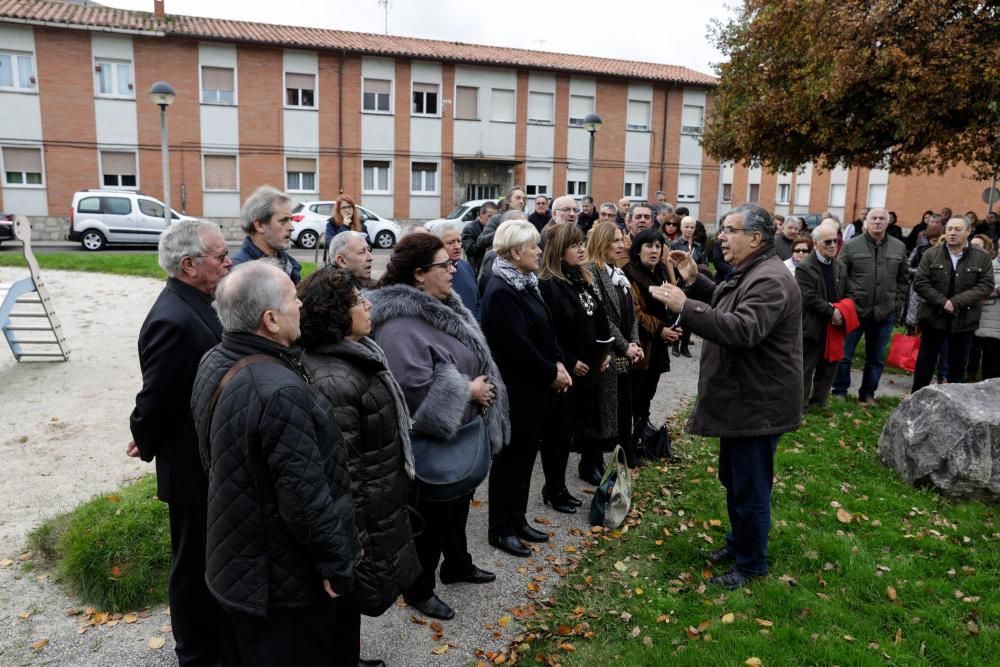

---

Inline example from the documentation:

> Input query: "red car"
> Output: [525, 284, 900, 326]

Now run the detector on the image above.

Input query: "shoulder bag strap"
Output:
[207, 354, 285, 429]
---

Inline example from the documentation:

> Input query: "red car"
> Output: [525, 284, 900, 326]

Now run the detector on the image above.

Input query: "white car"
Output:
[290, 201, 401, 250]
[423, 199, 498, 230]
[68, 189, 199, 251]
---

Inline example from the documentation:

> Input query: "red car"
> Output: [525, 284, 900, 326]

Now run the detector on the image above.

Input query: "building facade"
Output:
[0, 0, 720, 239]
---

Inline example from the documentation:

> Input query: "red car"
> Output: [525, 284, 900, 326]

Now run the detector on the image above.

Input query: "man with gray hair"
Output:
[328, 230, 375, 288]
[651, 204, 802, 589]
[230, 185, 302, 284]
[190, 261, 359, 664]
[774, 215, 804, 260]
[128, 220, 232, 665]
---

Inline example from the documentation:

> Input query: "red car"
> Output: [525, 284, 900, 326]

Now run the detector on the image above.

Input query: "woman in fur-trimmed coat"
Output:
[368, 233, 510, 622]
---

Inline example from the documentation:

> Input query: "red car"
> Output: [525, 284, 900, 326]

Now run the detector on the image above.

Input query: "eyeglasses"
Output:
[720, 225, 754, 235]
[351, 293, 369, 308]
[663, 222, 678, 227]
[421, 258, 459, 271]
[196, 249, 229, 262]
[820, 239, 839, 247]
[557, 207, 581, 214]
[793, 248, 810, 254]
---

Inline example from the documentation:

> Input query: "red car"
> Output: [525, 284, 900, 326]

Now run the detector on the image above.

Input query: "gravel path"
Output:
[0, 268, 905, 666]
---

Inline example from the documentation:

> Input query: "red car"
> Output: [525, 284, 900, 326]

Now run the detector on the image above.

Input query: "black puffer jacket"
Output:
[191, 332, 359, 617]
[303, 337, 421, 617]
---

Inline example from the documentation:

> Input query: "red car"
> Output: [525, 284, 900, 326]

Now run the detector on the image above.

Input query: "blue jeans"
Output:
[718, 434, 781, 576]
[832, 314, 895, 400]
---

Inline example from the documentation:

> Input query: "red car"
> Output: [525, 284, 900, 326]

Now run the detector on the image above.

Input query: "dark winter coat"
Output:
[624, 259, 676, 372]
[913, 243, 995, 332]
[838, 232, 909, 321]
[795, 251, 848, 342]
[481, 274, 563, 435]
[191, 332, 358, 617]
[303, 337, 420, 617]
[130, 277, 221, 504]
[681, 248, 803, 438]
[461, 219, 486, 273]
[230, 236, 303, 284]
[368, 284, 510, 453]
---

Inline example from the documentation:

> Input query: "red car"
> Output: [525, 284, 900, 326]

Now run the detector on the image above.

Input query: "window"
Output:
[286, 158, 317, 192]
[203, 155, 238, 191]
[748, 183, 760, 203]
[627, 100, 650, 131]
[285, 72, 315, 108]
[567, 180, 588, 196]
[100, 151, 137, 188]
[411, 162, 438, 194]
[77, 197, 101, 213]
[624, 171, 645, 198]
[310, 203, 334, 217]
[569, 95, 594, 127]
[829, 183, 846, 207]
[0, 51, 36, 91]
[490, 88, 515, 122]
[412, 82, 439, 115]
[103, 197, 132, 215]
[868, 183, 887, 208]
[777, 183, 791, 204]
[2, 147, 43, 186]
[678, 174, 700, 202]
[455, 86, 478, 120]
[363, 160, 391, 193]
[466, 184, 500, 201]
[527, 91, 553, 124]
[138, 198, 165, 218]
[363, 78, 391, 112]
[681, 104, 704, 135]
[201, 66, 235, 105]
[722, 183, 733, 202]
[795, 183, 810, 207]
[95, 60, 133, 98]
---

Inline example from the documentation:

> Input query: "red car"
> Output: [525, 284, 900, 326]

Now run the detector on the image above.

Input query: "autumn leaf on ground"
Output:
[148, 637, 166, 650]
[886, 586, 897, 601]
[721, 613, 736, 624]
[431, 644, 450, 655]
[613, 561, 628, 572]
[410, 615, 428, 625]
[0, 559, 13, 567]
[18, 611, 31, 620]
[745, 658, 764, 667]
[30, 639, 48, 650]
[497, 615, 512, 628]
[111, 565, 123, 577]
[470, 500, 484, 508]
[557, 642, 576, 652]
[836, 508, 853, 524]
[755, 618, 774, 628]
[123, 614, 138, 624]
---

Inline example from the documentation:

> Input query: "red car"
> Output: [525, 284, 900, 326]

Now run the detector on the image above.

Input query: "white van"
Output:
[68, 190, 198, 251]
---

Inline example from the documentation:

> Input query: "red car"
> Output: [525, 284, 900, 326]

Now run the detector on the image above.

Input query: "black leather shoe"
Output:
[359, 659, 386, 667]
[541, 485, 577, 514]
[488, 533, 531, 557]
[404, 593, 455, 620]
[672, 345, 681, 357]
[708, 568, 761, 590]
[578, 465, 602, 485]
[680, 345, 692, 358]
[705, 546, 733, 565]
[440, 565, 496, 585]
[565, 491, 583, 507]
[515, 523, 550, 542]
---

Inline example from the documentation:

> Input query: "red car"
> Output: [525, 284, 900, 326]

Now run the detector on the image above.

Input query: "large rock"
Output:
[878, 379, 1000, 500]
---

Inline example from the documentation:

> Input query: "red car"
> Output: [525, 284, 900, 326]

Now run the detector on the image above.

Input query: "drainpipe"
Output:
[659, 86, 669, 194]
[339, 49, 345, 194]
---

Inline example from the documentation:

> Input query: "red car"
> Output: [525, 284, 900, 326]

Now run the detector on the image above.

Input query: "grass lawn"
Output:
[0, 252, 317, 280]
[521, 398, 997, 666]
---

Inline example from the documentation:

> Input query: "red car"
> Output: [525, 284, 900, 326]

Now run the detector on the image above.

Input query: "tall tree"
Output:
[702, 0, 1000, 178]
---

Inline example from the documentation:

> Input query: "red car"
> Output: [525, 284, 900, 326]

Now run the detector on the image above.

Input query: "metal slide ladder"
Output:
[0, 216, 70, 361]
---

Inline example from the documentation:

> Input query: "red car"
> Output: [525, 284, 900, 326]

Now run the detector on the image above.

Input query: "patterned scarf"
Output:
[493, 255, 540, 295]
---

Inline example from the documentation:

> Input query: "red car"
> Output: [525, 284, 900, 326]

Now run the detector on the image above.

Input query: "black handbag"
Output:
[635, 419, 677, 463]
[409, 415, 490, 502]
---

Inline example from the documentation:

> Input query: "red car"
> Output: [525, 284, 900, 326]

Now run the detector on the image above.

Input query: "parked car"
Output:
[290, 201, 400, 249]
[68, 190, 198, 251]
[423, 199, 498, 230]
[0, 212, 14, 249]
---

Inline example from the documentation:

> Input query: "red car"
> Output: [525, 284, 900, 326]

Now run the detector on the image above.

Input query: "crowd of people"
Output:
[127, 182, 997, 665]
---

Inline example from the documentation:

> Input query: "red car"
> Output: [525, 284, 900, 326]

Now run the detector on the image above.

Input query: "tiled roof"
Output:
[0, 0, 718, 86]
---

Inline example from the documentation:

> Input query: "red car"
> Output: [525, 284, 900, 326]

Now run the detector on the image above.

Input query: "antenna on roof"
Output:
[377, 0, 391, 35]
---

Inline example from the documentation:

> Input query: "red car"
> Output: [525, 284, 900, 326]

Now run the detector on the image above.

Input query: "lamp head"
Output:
[149, 81, 176, 108]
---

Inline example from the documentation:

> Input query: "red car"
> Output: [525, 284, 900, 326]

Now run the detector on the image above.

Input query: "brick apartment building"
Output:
[0, 0, 993, 240]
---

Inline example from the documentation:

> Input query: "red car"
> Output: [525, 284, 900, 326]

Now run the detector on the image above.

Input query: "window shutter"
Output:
[203, 67, 234, 90]
[286, 73, 314, 90]
[204, 155, 237, 190]
[287, 158, 316, 173]
[3, 147, 42, 172]
[101, 151, 136, 175]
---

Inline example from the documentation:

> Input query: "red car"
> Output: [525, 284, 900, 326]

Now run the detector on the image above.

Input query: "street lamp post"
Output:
[149, 81, 176, 229]
[583, 113, 603, 202]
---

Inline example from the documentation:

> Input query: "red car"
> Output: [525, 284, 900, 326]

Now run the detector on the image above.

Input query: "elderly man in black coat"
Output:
[128, 220, 232, 666]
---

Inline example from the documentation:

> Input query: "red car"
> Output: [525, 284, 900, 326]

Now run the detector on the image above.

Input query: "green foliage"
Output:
[526, 399, 998, 665]
[28, 476, 172, 612]
[703, 0, 1000, 178]
[0, 252, 317, 279]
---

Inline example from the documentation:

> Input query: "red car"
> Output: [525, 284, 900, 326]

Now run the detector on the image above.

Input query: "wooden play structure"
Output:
[0, 216, 70, 361]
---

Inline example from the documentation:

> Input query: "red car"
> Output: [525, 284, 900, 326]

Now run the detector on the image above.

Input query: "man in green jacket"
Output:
[911, 217, 995, 391]
[831, 208, 909, 404]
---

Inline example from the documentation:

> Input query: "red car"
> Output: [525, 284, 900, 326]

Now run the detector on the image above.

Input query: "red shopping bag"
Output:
[886, 332, 920, 373]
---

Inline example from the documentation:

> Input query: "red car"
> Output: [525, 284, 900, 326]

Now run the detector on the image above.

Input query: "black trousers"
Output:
[718, 434, 780, 576]
[802, 336, 837, 407]
[167, 501, 221, 667]
[981, 336, 1000, 379]
[912, 326, 974, 392]
[222, 595, 360, 666]
[630, 362, 663, 431]
[488, 430, 541, 537]
[405, 490, 473, 601]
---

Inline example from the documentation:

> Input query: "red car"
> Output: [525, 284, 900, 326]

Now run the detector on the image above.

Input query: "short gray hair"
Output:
[657, 203, 675, 216]
[329, 230, 368, 261]
[240, 185, 292, 234]
[214, 260, 287, 334]
[599, 202, 618, 214]
[722, 204, 775, 244]
[784, 215, 804, 229]
[628, 202, 653, 218]
[428, 220, 464, 238]
[500, 210, 528, 223]
[158, 220, 217, 276]
[493, 220, 540, 258]
[812, 221, 840, 241]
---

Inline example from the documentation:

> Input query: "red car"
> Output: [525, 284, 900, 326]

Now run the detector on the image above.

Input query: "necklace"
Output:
[578, 287, 595, 316]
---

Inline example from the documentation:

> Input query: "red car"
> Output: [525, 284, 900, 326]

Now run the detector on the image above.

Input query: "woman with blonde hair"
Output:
[538, 223, 611, 492]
